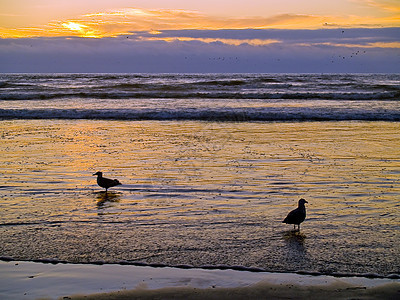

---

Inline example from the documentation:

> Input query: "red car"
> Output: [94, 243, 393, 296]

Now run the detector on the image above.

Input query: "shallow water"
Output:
[0, 120, 399, 275]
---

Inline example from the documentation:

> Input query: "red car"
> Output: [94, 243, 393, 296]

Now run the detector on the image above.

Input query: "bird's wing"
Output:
[103, 177, 118, 186]
[283, 208, 299, 223]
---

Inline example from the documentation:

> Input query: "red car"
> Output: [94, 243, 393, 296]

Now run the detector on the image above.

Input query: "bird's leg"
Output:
[293, 224, 296, 230]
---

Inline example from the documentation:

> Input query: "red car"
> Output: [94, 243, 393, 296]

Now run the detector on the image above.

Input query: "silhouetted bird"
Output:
[93, 171, 121, 192]
[283, 198, 308, 231]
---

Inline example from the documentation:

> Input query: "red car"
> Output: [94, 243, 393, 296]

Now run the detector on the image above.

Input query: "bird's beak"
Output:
[305, 200, 308, 203]
[93, 173, 97, 176]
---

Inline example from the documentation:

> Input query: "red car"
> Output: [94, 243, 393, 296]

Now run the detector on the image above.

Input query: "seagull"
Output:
[93, 171, 121, 192]
[282, 198, 308, 231]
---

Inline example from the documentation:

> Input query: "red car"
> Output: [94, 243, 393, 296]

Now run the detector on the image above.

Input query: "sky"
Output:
[0, 0, 399, 73]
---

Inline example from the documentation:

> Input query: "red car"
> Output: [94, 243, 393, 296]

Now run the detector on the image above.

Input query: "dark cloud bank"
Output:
[1, 28, 399, 73]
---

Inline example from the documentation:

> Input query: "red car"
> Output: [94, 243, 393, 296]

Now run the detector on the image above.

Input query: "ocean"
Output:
[1, 73, 400, 121]
[0, 73, 399, 277]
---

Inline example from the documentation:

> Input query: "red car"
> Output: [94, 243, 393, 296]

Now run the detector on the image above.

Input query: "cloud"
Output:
[132, 28, 400, 48]
[1, 28, 399, 73]
[1, 7, 399, 38]
[61, 22, 99, 38]
[357, 0, 400, 13]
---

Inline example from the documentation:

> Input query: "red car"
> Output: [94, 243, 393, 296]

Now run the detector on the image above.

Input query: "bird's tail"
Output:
[114, 179, 122, 185]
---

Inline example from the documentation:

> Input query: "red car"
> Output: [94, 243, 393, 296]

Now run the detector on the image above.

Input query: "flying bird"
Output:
[93, 171, 121, 192]
[283, 198, 308, 231]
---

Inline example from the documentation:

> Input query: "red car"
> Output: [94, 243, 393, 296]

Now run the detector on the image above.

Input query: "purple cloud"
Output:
[0, 28, 399, 73]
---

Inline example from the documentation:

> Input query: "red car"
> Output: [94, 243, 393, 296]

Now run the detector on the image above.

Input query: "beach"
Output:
[1, 119, 399, 275]
[0, 73, 399, 298]
[1, 260, 399, 299]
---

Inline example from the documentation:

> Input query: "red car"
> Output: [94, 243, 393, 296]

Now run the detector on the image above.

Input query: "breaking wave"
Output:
[1, 107, 399, 121]
[1, 73, 399, 121]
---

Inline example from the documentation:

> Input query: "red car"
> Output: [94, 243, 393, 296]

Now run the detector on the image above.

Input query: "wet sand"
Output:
[0, 260, 399, 300]
[1, 120, 399, 276]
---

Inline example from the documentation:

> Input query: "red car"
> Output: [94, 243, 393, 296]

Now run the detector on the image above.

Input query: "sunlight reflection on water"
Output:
[0, 120, 399, 275]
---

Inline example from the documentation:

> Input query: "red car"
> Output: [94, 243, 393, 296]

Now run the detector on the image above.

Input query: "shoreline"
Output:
[1, 260, 399, 300]
[1, 257, 399, 280]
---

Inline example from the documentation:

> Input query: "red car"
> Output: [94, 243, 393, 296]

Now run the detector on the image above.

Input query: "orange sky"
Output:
[1, 0, 399, 38]
[1, 0, 399, 73]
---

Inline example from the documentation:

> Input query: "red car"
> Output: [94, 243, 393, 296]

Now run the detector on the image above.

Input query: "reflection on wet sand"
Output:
[0, 120, 399, 275]
[283, 231, 306, 248]
[283, 231, 307, 267]
[95, 192, 122, 208]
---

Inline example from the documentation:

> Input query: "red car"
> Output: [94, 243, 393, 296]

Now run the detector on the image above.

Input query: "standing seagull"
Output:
[283, 198, 308, 231]
[93, 171, 121, 192]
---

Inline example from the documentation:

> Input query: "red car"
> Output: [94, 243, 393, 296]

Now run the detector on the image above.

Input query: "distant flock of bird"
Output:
[93, 171, 307, 231]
